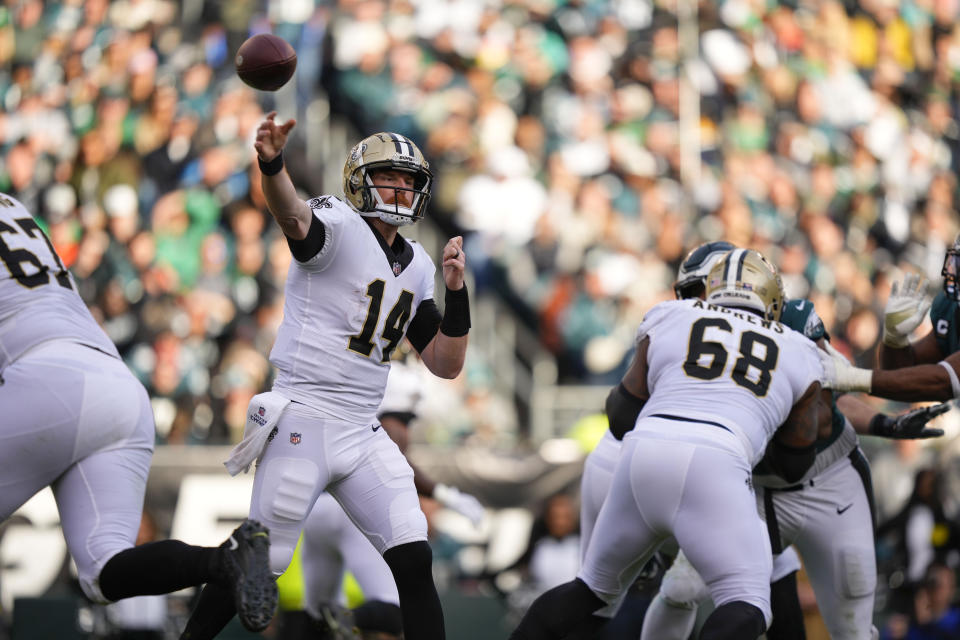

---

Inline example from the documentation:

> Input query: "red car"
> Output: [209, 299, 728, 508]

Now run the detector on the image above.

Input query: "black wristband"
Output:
[258, 152, 284, 176]
[868, 413, 890, 436]
[440, 285, 470, 337]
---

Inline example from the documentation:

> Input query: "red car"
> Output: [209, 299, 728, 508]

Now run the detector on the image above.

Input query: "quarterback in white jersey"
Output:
[510, 249, 824, 640]
[0, 192, 277, 633]
[268, 194, 438, 424]
[181, 116, 469, 640]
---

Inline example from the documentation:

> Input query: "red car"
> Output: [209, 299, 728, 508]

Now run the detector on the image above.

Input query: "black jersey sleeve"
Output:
[285, 213, 326, 263]
[406, 298, 442, 353]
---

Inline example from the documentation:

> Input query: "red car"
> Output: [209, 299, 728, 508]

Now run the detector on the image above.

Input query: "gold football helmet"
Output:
[705, 248, 785, 321]
[342, 132, 432, 226]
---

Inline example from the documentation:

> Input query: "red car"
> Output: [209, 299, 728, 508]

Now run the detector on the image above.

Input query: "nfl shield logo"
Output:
[392, 261, 402, 276]
[289, 432, 302, 445]
[258, 406, 265, 416]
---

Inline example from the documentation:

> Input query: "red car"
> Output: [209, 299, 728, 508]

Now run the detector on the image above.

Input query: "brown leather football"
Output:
[235, 34, 297, 91]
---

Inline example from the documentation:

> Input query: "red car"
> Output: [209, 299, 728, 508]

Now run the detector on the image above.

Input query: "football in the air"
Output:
[235, 34, 297, 91]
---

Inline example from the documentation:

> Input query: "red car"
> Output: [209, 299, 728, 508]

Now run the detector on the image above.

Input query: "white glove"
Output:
[818, 348, 873, 392]
[884, 274, 932, 348]
[433, 483, 485, 527]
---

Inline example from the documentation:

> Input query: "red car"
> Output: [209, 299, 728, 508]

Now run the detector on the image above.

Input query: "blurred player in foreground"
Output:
[0, 192, 276, 633]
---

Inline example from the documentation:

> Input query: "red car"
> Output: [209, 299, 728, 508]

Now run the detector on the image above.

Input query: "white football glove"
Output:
[883, 274, 932, 348]
[818, 348, 873, 393]
[433, 484, 485, 527]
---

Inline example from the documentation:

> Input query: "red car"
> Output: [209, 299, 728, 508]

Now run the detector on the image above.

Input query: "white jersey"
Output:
[636, 299, 822, 465]
[0, 192, 118, 370]
[269, 195, 436, 426]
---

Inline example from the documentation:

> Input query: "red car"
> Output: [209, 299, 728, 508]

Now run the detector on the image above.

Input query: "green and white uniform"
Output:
[0, 192, 155, 604]
[754, 299, 877, 640]
[929, 291, 960, 356]
[753, 299, 859, 488]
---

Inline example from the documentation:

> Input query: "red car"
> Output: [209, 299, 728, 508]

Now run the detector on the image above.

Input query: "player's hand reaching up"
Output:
[442, 236, 465, 291]
[869, 402, 951, 439]
[255, 111, 296, 162]
[883, 273, 932, 348]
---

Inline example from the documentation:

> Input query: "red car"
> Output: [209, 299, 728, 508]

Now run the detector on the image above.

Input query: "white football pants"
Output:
[248, 400, 427, 575]
[579, 420, 773, 626]
[579, 429, 621, 564]
[758, 449, 877, 639]
[639, 546, 801, 640]
[0, 341, 154, 602]
[301, 492, 400, 617]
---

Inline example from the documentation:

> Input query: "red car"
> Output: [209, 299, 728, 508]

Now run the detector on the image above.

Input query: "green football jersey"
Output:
[929, 291, 960, 356]
[779, 298, 844, 451]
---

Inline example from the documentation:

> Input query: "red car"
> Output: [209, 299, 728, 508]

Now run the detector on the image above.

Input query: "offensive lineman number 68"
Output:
[683, 317, 780, 397]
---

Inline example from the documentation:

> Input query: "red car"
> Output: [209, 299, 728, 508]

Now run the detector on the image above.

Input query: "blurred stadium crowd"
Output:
[5, 0, 960, 635]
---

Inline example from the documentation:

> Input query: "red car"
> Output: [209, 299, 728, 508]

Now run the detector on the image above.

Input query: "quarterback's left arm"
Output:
[836, 394, 948, 439]
[418, 237, 468, 379]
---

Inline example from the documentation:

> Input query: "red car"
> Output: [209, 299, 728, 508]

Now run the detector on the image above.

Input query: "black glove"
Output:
[868, 403, 951, 439]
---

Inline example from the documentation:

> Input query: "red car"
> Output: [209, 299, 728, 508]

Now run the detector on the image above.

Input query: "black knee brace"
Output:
[700, 601, 766, 640]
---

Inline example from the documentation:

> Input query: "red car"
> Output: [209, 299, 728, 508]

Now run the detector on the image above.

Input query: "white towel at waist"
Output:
[224, 391, 292, 476]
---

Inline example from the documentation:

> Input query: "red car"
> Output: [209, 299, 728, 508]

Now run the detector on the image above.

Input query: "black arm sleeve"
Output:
[761, 440, 817, 484]
[405, 298, 442, 354]
[605, 383, 647, 440]
[285, 213, 326, 262]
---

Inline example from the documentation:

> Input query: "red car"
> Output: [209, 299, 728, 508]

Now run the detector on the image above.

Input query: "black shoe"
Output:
[215, 519, 278, 632]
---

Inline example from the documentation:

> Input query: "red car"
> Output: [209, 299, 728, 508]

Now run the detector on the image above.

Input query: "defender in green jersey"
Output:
[879, 237, 960, 367]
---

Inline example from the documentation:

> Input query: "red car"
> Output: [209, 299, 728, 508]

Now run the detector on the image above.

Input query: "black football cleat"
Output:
[215, 519, 278, 632]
